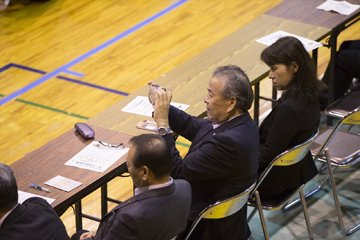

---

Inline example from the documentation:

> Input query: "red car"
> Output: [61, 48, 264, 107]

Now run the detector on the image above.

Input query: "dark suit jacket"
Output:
[90, 179, 191, 240]
[0, 197, 70, 240]
[258, 96, 319, 198]
[164, 106, 258, 240]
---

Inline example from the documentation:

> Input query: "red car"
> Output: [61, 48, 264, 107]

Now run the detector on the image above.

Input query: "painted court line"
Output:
[0, 94, 89, 119]
[1, 93, 189, 146]
[0, 0, 189, 106]
[62, 69, 86, 78]
[57, 75, 129, 96]
[0, 63, 129, 96]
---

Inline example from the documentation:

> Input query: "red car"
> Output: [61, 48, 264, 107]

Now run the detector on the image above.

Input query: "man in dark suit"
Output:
[73, 134, 192, 240]
[149, 65, 259, 240]
[0, 163, 70, 240]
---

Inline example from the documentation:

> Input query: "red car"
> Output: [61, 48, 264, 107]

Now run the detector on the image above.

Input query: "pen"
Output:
[30, 183, 51, 193]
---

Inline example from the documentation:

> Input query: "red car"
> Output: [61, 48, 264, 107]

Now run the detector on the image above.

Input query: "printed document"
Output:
[317, 0, 360, 15]
[65, 141, 129, 172]
[121, 96, 189, 117]
[256, 30, 323, 52]
[45, 175, 82, 192]
[18, 190, 56, 204]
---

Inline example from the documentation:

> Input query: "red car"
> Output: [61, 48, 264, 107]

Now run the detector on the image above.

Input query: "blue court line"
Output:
[57, 75, 129, 96]
[0, 0, 189, 106]
[0, 63, 46, 74]
[0, 63, 129, 96]
[62, 69, 86, 78]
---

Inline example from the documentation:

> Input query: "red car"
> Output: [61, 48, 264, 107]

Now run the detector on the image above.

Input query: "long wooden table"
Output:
[10, 2, 354, 233]
[265, 0, 360, 124]
[86, 14, 330, 135]
[10, 125, 132, 229]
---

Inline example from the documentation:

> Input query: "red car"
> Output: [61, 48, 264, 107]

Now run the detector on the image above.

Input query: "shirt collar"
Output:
[0, 203, 19, 228]
[212, 113, 244, 129]
[134, 177, 173, 196]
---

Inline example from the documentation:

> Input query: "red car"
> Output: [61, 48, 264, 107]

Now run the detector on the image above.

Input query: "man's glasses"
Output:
[95, 141, 125, 149]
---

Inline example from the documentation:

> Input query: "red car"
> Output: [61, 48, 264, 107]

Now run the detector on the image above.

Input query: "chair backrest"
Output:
[183, 182, 255, 240]
[254, 129, 319, 193]
[315, 107, 360, 159]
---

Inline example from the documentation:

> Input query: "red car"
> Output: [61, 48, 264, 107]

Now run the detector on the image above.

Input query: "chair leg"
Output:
[283, 174, 329, 212]
[325, 148, 360, 235]
[254, 191, 270, 240]
[183, 217, 203, 240]
[247, 205, 258, 222]
[299, 189, 314, 240]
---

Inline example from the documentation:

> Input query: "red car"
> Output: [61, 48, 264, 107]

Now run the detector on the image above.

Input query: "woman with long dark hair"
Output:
[258, 36, 325, 200]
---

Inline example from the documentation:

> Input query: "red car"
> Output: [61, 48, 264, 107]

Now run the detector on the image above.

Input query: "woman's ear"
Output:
[291, 61, 299, 73]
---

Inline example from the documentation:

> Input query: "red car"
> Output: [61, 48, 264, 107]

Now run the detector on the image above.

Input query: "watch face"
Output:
[158, 127, 166, 135]
[158, 127, 170, 136]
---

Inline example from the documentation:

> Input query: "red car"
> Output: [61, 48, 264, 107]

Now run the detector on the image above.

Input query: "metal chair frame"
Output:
[183, 182, 256, 240]
[247, 130, 319, 240]
[284, 107, 360, 235]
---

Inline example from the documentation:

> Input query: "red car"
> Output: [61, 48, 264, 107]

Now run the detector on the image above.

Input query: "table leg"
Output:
[327, 30, 340, 126]
[312, 48, 318, 73]
[75, 201, 83, 231]
[101, 184, 108, 217]
[272, 87, 277, 109]
[254, 82, 259, 125]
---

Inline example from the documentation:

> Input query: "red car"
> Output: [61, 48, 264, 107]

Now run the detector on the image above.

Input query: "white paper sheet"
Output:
[256, 30, 323, 52]
[18, 190, 56, 204]
[317, 0, 360, 15]
[45, 175, 82, 192]
[121, 96, 189, 117]
[64, 141, 129, 172]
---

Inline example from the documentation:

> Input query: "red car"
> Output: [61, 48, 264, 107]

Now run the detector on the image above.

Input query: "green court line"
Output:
[2, 93, 190, 147]
[0, 94, 89, 119]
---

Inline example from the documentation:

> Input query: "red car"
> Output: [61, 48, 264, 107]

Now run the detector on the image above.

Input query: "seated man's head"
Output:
[0, 163, 18, 218]
[126, 134, 172, 188]
[204, 65, 253, 124]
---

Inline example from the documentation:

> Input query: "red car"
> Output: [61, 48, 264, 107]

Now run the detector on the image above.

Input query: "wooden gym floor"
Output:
[1, 0, 359, 237]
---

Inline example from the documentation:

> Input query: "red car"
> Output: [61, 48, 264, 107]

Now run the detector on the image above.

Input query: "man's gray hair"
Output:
[213, 65, 254, 111]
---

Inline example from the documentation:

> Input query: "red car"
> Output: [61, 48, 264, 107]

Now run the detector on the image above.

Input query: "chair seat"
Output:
[248, 187, 300, 211]
[310, 126, 360, 167]
[325, 91, 360, 118]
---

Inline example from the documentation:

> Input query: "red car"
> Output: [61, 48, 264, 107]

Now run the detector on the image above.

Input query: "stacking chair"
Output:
[325, 90, 360, 119]
[284, 92, 360, 211]
[247, 130, 319, 240]
[308, 105, 360, 235]
[182, 182, 256, 240]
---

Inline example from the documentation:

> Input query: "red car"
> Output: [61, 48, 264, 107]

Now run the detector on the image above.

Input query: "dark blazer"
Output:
[164, 106, 258, 240]
[0, 197, 70, 240]
[258, 96, 319, 198]
[90, 179, 191, 240]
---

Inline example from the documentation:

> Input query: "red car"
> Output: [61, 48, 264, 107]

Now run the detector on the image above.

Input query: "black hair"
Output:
[0, 163, 18, 213]
[129, 134, 172, 180]
[261, 36, 325, 101]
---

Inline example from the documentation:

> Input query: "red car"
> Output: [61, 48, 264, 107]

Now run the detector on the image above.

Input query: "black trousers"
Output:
[323, 40, 360, 101]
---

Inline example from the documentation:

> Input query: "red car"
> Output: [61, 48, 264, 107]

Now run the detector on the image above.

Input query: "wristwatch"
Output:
[158, 126, 171, 136]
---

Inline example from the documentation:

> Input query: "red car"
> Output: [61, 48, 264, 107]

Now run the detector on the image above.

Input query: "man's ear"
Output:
[227, 97, 237, 113]
[141, 166, 149, 181]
